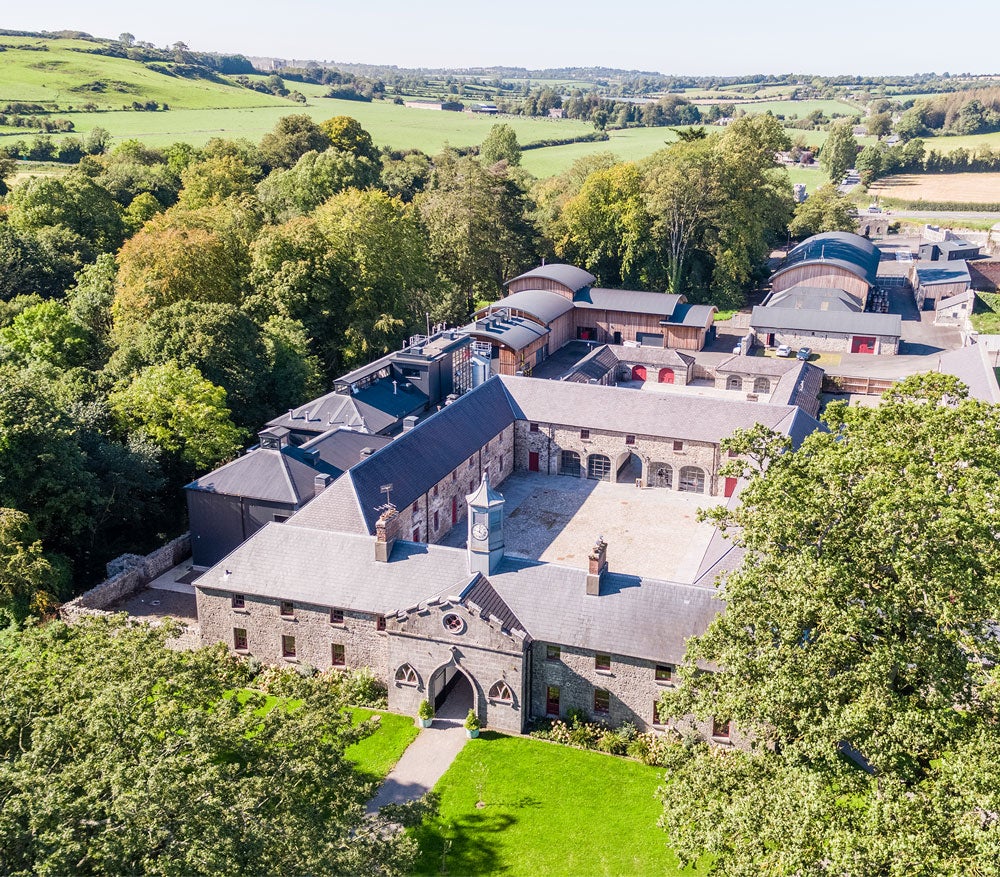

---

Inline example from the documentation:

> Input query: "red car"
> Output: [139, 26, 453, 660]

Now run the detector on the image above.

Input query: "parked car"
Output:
[796, 347, 812, 361]
[776, 344, 793, 358]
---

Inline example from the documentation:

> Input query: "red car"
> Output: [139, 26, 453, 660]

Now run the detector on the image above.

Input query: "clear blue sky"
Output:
[5, 1, 1000, 76]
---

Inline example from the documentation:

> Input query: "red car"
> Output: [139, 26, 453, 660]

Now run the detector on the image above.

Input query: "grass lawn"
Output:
[409, 733, 691, 877]
[971, 293, 1000, 334]
[731, 98, 859, 119]
[346, 707, 419, 781]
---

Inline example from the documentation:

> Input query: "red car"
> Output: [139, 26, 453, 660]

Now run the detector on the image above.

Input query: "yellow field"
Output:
[869, 173, 1000, 203]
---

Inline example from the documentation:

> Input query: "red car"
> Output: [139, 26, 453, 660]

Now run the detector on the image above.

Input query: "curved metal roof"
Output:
[481, 288, 575, 324]
[772, 232, 880, 287]
[506, 263, 596, 293]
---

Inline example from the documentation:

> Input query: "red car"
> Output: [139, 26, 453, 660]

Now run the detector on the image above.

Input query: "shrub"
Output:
[464, 709, 481, 731]
[341, 666, 388, 708]
[417, 699, 434, 720]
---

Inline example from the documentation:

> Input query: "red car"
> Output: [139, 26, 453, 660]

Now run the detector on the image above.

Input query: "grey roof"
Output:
[481, 289, 575, 324]
[937, 344, 1000, 403]
[267, 382, 427, 436]
[764, 285, 861, 312]
[562, 344, 619, 383]
[290, 378, 517, 535]
[937, 239, 979, 254]
[196, 524, 472, 615]
[668, 303, 717, 327]
[934, 289, 975, 311]
[467, 472, 504, 508]
[772, 232, 880, 287]
[771, 362, 825, 416]
[715, 354, 803, 377]
[464, 314, 550, 351]
[507, 264, 596, 293]
[185, 447, 336, 504]
[913, 260, 971, 286]
[499, 374, 821, 447]
[461, 575, 528, 637]
[608, 344, 694, 368]
[750, 305, 901, 337]
[573, 287, 682, 317]
[300, 428, 393, 473]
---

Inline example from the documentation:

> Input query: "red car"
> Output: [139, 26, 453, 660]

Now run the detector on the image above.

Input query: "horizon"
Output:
[4, 0, 1000, 78]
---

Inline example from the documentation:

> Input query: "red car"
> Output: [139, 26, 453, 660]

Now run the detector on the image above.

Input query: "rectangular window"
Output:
[376, 614, 386, 631]
[595, 653, 611, 671]
[231, 593, 245, 609]
[546, 685, 560, 716]
[712, 717, 731, 739]
[452, 471, 457, 482]
[330, 608, 344, 624]
[233, 628, 247, 650]
[433, 484, 439, 497]
[499, 455, 504, 471]
[469, 480, 475, 492]
[412, 501, 418, 513]
[469, 457, 475, 469]
[412, 528, 420, 543]
[593, 688, 610, 715]
[673, 440, 684, 451]
[580, 429, 590, 439]
[331, 643, 346, 666]
[546, 644, 561, 662]
[279, 600, 294, 617]
[655, 664, 673, 683]
[529, 422, 540, 433]
[281, 634, 296, 658]
[625, 435, 635, 446]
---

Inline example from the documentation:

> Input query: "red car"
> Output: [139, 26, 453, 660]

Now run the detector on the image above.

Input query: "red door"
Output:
[724, 477, 737, 498]
[851, 336, 876, 354]
[658, 368, 674, 384]
[631, 365, 647, 381]
[528, 451, 540, 472]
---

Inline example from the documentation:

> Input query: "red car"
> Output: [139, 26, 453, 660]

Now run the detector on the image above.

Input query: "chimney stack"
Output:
[586, 536, 608, 596]
[314, 473, 333, 497]
[375, 508, 398, 562]
[360, 446, 374, 462]
[402, 415, 419, 432]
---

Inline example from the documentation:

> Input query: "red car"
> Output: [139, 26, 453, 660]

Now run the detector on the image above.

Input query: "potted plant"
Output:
[417, 699, 434, 728]
[464, 708, 481, 738]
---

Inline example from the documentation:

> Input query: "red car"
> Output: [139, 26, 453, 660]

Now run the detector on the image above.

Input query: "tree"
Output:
[787, 184, 858, 238]
[819, 121, 859, 183]
[319, 115, 381, 163]
[258, 114, 331, 170]
[0, 151, 16, 198]
[109, 362, 245, 473]
[0, 223, 74, 301]
[118, 32, 135, 47]
[480, 123, 522, 166]
[0, 615, 420, 876]
[256, 148, 380, 220]
[659, 374, 1000, 874]
[867, 111, 892, 139]
[0, 300, 94, 370]
[854, 143, 884, 186]
[0, 508, 68, 624]
[178, 155, 258, 208]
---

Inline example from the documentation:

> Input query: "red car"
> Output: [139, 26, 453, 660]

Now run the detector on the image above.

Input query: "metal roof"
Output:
[912, 261, 971, 286]
[667, 303, 717, 327]
[573, 287, 682, 317]
[267, 382, 427, 436]
[479, 289, 574, 324]
[764, 285, 861, 312]
[750, 305, 901, 337]
[185, 447, 336, 504]
[771, 232, 881, 287]
[299, 428, 393, 473]
[506, 264, 596, 292]
[465, 315, 550, 351]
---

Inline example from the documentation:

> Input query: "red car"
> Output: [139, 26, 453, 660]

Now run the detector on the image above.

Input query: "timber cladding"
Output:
[771, 266, 870, 305]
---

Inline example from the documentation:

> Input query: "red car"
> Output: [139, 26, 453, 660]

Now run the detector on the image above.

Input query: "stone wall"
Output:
[750, 328, 899, 356]
[196, 587, 390, 676]
[60, 534, 191, 622]
[713, 373, 778, 395]
[514, 421, 720, 495]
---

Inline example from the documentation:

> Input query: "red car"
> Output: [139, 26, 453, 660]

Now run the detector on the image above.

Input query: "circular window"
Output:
[442, 613, 466, 634]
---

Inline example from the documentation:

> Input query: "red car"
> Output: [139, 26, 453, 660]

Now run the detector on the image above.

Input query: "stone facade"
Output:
[514, 421, 719, 495]
[386, 599, 526, 733]
[750, 328, 899, 356]
[196, 588, 390, 678]
[713, 373, 777, 395]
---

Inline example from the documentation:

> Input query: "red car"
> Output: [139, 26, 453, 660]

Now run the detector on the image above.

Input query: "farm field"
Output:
[730, 98, 858, 118]
[869, 172, 1000, 204]
[409, 733, 692, 877]
[521, 125, 678, 176]
[784, 164, 828, 193]
[920, 130, 1000, 154]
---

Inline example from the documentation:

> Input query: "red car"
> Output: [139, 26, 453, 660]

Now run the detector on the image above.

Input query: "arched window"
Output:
[489, 680, 514, 703]
[726, 375, 742, 391]
[587, 454, 612, 481]
[753, 377, 770, 394]
[394, 663, 418, 686]
[679, 466, 705, 494]
[647, 463, 672, 488]
[559, 449, 581, 477]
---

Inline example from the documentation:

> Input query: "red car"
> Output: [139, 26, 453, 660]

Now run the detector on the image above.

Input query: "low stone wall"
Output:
[60, 534, 191, 622]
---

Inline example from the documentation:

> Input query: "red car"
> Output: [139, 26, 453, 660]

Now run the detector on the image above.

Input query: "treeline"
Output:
[896, 87, 1000, 138]
[500, 88, 703, 130]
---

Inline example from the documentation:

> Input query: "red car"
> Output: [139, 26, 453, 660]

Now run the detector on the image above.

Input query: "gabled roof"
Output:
[609, 344, 694, 368]
[715, 354, 803, 377]
[185, 446, 336, 504]
[573, 287, 683, 317]
[934, 289, 974, 311]
[561, 344, 619, 383]
[267, 382, 427, 436]
[772, 232, 880, 287]
[299, 428, 393, 473]
[936, 344, 1000, 403]
[461, 575, 528, 638]
[506, 264, 596, 293]
[750, 305, 901, 337]
[912, 260, 971, 286]
[478, 289, 575, 324]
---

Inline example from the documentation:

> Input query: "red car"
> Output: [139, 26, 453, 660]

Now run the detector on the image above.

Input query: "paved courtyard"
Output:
[445, 472, 723, 583]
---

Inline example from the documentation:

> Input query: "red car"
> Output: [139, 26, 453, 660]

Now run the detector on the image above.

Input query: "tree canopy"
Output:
[820, 121, 859, 183]
[788, 184, 859, 239]
[660, 374, 1000, 874]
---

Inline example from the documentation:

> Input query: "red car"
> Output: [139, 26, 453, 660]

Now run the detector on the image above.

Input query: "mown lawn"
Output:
[347, 707, 419, 780]
[410, 733, 692, 877]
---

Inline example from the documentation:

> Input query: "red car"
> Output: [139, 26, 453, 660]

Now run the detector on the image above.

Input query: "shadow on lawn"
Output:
[411, 810, 517, 876]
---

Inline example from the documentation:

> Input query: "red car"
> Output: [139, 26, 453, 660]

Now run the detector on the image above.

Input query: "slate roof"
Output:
[934, 289, 975, 311]
[770, 362, 825, 415]
[561, 344, 619, 383]
[764, 285, 861, 312]
[299, 428, 393, 473]
[185, 447, 336, 504]
[936, 344, 1000, 403]
[715, 355, 802, 377]
[290, 377, 517, 535]
[479, 289, 575, 324]
[750, 305, 902, 337]
[912, 260, 971, 286]
[573, 287, 682, 317]
[608, 344, 694, 368]
[267, 382, 427, 436]
[937, 239, 979, 255]
[465, 314, 550, 351]
[461, 575, 528, 637]
[498, 374, 821, 446]
[506, 264, 596, 292]
[772, 232, 880, 287]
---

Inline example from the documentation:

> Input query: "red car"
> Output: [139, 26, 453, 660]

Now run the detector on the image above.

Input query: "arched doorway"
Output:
[631, 365, 647, 382]
[726, 375, 742, 391]
[616, 452, 642, 483]
[559, 449, 581, 477]
[587, 454, 612, 481]
[428, 663, 476, 721]
[658, 368, 675, 384]
[647, 462, 672, 488]
[679, 465, 705, 493]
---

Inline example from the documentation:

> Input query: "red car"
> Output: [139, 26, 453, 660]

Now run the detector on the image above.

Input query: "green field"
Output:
[346, 707, 420, 780]
[730, 98, 859, 118]
[784, 164, 829, 193]
[920, 130, 1000, 154]
[521, 125, 678, 176]
[410, 733, 691, 877]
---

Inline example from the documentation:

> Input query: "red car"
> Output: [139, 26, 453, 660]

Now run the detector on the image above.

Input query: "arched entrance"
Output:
[587, 453, 612, 481]
[631, 365, 647, 381]
[428, 662, 476, 721]
[658, 368, 675, 384]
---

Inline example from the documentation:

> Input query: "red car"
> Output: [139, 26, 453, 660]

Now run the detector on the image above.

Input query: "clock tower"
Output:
[466, 472, 505, 576]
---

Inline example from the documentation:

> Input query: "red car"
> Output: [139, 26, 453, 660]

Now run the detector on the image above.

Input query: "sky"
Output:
[6, 1, 1000, 76]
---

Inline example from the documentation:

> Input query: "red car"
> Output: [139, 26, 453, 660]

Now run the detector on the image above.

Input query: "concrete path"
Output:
[365, 684, 472, 814]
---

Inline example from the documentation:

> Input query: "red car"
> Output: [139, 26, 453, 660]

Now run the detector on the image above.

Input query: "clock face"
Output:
[472, 523, 489, 541]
